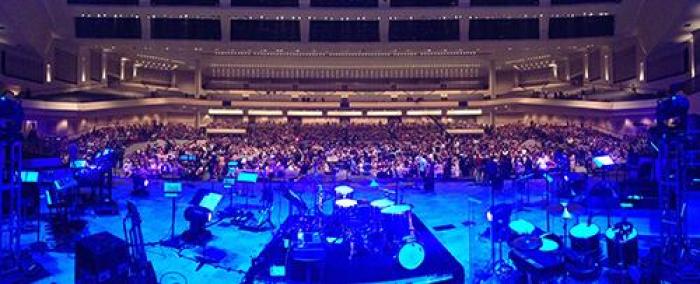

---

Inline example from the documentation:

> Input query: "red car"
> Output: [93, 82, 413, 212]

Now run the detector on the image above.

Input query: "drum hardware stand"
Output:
[480, 184, 513, 280]
[561, 206, 572, 247]
[543, 172, 553, 232]
[123, 202, 157, 284]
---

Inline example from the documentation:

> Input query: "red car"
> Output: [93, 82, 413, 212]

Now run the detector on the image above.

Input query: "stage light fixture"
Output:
[182, 191, 222, 245]
[656, 93, 690, 134]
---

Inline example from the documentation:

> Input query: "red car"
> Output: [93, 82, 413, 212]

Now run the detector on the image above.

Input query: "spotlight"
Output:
[656, 93, 690, 134]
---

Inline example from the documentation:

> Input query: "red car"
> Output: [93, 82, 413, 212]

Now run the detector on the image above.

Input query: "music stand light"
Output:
[593, 155, 615, 169]
[164, 182, 182, 198]
[20, 171, 39, 183]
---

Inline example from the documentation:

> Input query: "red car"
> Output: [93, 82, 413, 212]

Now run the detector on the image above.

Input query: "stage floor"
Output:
[26, 177, 700, 283]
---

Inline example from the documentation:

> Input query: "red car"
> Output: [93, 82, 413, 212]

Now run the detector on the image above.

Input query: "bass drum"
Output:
[397, 241, 425, 270]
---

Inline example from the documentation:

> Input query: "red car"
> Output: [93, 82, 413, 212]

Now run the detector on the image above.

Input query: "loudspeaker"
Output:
[75, 232, 129, 284]
[222, 100, 231, 107]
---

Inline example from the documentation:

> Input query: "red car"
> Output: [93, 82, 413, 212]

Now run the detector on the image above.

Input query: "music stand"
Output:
[236, 172, 258, 207]
[219, 171, 258, 218]
[592, 155, 616, 227]
[161, 181, 182, 248]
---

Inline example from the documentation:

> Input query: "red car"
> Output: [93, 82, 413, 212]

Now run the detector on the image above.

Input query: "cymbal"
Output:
[546, 202, 585, 215]
[510, 235, 543, 251]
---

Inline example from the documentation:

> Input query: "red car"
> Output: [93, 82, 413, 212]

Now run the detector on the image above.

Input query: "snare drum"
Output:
[334, 185, 354, 198]
[370, 198, 395, 209]
[509, 219, 535, 241]
[569, 223, 601, 257]
[381, 204, 413, 241]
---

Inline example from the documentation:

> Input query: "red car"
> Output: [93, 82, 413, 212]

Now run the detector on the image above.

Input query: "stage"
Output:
[24, 176, 700, 283]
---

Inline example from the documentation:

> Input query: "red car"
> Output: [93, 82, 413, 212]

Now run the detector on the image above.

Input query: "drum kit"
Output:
[504, 201, 640, 283]
[294, 184, 426, 270]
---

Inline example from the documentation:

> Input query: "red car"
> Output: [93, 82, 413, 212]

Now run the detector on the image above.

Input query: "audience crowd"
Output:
[36, 121, 651, 183]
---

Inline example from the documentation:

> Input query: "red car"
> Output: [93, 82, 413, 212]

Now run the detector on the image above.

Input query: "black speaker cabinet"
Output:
[75, 232, 129, 284]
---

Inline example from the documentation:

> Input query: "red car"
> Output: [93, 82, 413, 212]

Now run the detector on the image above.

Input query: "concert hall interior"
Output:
[2, 0, 700, 283]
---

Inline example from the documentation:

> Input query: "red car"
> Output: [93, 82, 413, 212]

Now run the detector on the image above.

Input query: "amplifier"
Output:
[75, 232, 129, 284]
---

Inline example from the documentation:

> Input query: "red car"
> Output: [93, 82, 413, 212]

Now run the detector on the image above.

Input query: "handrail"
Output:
[20, 96, 658, 113]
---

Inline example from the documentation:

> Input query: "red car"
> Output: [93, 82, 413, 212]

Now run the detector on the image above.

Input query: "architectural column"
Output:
[540, 0, 551, 6]
[220, 0, 231, 7]
[194, 59, 203, 98]
[45, 60, 53, 83]
[44, 50, 54, 83]
[100, 50, 108, 84]
[120, 57, 127, 81]
[380, 17, 390, 42]
[142, 15, 151, 40]
[689, 37, 696, 78]
[301, 18, 310, 43]
[583, 51, 590, 83]
[564, 58, 571, 81]
[488, 60, 497, 98]
[539, 15, 549, 40]
[221, 16, 230, 42]
[460, 17, 469, 42]
[551, 61, 559, 79]
[379, 0, 390, 8]
[299, 0, 310, 8]
[138, 0, 148, 5]
[635, 44, 647, 83]
[132, 63, 139, 79]
[78, 47, 90, 85]
[170, 70, 177, 88]
[195, 110, 202, 128]
[602, 46, 613, 83]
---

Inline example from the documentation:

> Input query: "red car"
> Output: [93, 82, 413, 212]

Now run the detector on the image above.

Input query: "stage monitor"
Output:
[21, 171, 39, 183]
[164, 182, 182, 198]
[199, 192, 223, 212]
[71, 159, 88, 169]
[237, 172, 258, 183]
[593, 155, 614, 168]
